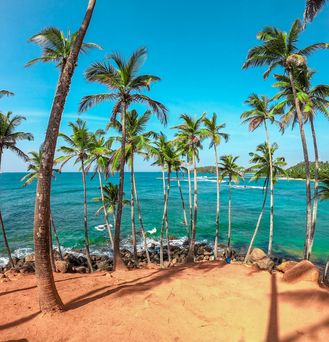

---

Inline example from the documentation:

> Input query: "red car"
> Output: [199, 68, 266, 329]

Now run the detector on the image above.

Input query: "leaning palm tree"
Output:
[241, 94, 283, 256]
[0, 111, 33, 268]
[79, 47, 167, 270]
[273, 69, 329, 257]
[29, 0, 97, 312]
[111, 109, 154, 265]
[56, 119, 93, 272]
[21, 147, 63, 262]
[218, 155, 244, 249]
[174, 113, 207, 262]
[304, 0, 327, 23]
[244, 143, 286, 262]
[203, 113, 229, 259]
[26, 27, 101, 71]
[243, 18, 329, 260]
[86, 131, 114, 249]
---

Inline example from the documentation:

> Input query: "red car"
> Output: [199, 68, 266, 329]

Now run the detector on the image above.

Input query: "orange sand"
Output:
[0, 262, 328, 341]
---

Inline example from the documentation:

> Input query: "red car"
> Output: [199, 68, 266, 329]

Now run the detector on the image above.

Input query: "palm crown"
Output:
[79, 47, 167, 124]
[0, 112, 34, 168]
[26, 27, 101, 69]
[243, 19, 329, 78]
[249, 143, 286, 186]
[218, 155, 244, 183]
[241, 94, 283, 131]
[203, 112, 229, 147]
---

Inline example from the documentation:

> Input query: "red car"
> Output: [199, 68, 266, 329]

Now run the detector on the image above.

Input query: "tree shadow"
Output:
[0, 312, 40, 331]
[266, 273, 279, 342]
[66, 262, 224, 311]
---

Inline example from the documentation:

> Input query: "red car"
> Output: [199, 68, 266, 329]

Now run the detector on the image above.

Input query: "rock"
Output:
[73, 266, 88, 273]
[55, 260, 70, 273]
[24, 254, 35, 262]
[64, 253, 80, 267]
[20, 262, 35, 274]
[96, 260, 112, 271]
[163, 261, 170, 268]
[255, 257, 275, 271]
[276, 261, 298, 273]
[283, 260, 320, 283]
[249, 248, 267, 263]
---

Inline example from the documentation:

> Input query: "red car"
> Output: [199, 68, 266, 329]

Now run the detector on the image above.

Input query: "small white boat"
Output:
[95, 224, 113, 231]
[146, 228, 157, 235]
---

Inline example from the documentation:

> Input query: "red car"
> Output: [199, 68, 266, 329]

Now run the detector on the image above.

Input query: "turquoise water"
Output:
[0, 172, 328, 265]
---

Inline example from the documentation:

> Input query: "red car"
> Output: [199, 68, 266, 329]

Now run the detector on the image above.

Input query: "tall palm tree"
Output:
[243, 18, 329, 260]
[203, 113, 229, 259]
[273, 69, 329, 256]
[56, 119, 94, 272]
[218, 155, 244, 250]
[244, 143, 286, 262]
[0, 111, 33, 268]
[304, 0, 327, 23]
[86, 131, 114, 249]
[79, 47, 167, 270]
[241, 95, 283, 256]
[174, 113, 207, 262]
[30, 0, 97, 312]
[26, 27, 101, 71]
[21, 148, 63, 262]
[111, 109, 154, 265]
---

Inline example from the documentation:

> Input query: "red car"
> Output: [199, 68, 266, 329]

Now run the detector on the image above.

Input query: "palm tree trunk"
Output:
[97, 170, 114, 249]
[160, 167, 167, 267]
[228, 179, 232, 248]
[113, 103, 127, 271]
[33, 0, 96, 312]
[50, 211, 63, 260]
[49, 223, 56, 272]
[187, 162, 193, 240]
[130, 153, 138, 265]
[288, 71, 312, 260]
[264, 121, 274, 257]
[176, 170, 189, 237]
[0, 209, 14, 268]
[244, 185, 269, 263]
[324, 256, 329, 282]
[132, 165, 151, 264]
[81, 161, 93, 272]
[165, 167, 171, 262]
[187, 152, 198, 262]
[309, 115, 319, 255]
[214, 144, 220, 259]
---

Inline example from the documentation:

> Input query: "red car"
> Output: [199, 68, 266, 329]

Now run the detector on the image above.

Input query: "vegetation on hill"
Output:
[285, 162, 329, 179]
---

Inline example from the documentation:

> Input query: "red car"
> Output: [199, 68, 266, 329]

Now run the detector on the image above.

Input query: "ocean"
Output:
[0, 172, 328, 266]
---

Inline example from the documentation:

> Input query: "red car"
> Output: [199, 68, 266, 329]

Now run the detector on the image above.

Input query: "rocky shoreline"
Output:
[2, 241, 327, 286]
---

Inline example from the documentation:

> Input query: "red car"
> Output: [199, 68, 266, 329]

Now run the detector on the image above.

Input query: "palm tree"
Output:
[0, 111, 33, 268]
[79, 47, 167, 270]
[241, 95, 283, 256]
[26, 27, 101, 71]
[111, 109, 155, 265]
[30, 0, 97, 312]
[56, 119, 94, 272]
[150, 133, 175, 267]
[244, 143, 286, 262]
[21, 147, 63, 262]
[243, 18, 329, 260]
[86, 131, 114, 249]
[218, 155, 244, 250]
[203, 113, 229, 259]
[174, 113, 207, 262]
[304, 0, 327, 23]
[273, 69, 329, 256]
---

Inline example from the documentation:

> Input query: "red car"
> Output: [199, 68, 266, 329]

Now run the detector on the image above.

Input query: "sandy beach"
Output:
[1, 262, 328, 342]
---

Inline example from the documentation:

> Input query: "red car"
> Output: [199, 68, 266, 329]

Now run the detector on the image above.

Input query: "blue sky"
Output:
[1, 0, 329, 172]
